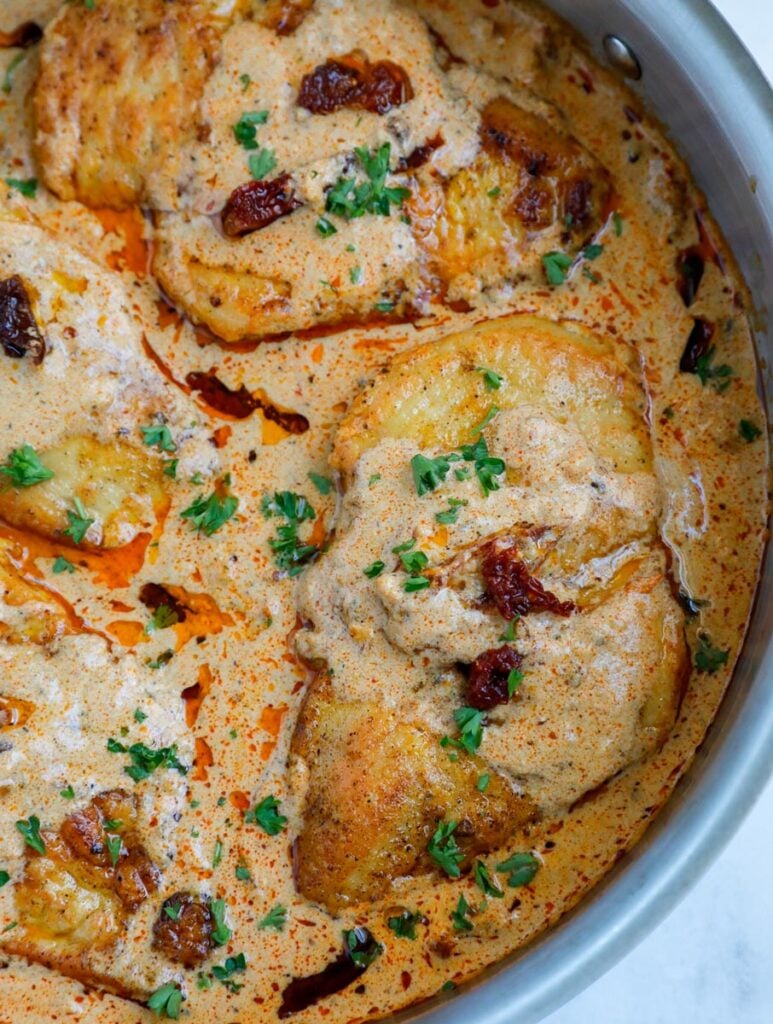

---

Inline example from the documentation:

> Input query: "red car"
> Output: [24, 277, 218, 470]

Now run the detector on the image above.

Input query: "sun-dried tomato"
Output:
[298, 52, 413, 116]
[482, 545, 575, 619]
[467, 645, 523, 710]
[0, 275, 46, 362]
[221, 175, 303, 238]
[186, 371, 259, 419]
[679, 318, 714, 373]
[152, 892, 215, 967]
[398, 133, 444, 171]
[676, 248, 705, 307]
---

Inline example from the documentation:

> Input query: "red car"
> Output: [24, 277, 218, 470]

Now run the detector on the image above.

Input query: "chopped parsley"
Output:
[508, 667, 524, 696]
[164, 901, 182, 921]
[308, 471, 333, 495]
[0, 870, 9, 888]
[2, 52, 26, 95]
[428, 819, 464, 878]
[363, 560, 385, 578]
[63, 498, 94, 545]
[496, 851, 540, 887]
[499, 617, 519, 642]
[1, 445, 53, 487]
[487, 186, 501, 198]
[316, 216, 338, 238]
[374, 299, 395, 313]
[387, 909, 421, 940]
[212, 952, 247, 993]
[141, 423, 175, 452]
[441, 707, 485, 756]
[459, 435, 506, 497]
[473, 860, 503, 898]
[4, 177, 37, 199]
[106, 833, 122, 867]
[613, 211, 624, 236]
[398, 548, 429, 574]
[133, 708, 147, 723]
[694, 347, 734, 392]
[542, 250, 573, 285]
[450, 894, 474, 932]
[233, 110, 269, 149]
[212, 839, 223, 869]
[739, 419, 762, 442]
[404, 575, 430, 593]
[476, 773, 490, 792]
[344, 928, 383, 968]
[368, 473, 381, 487]
[326, 143, 410, 221]
[258, 904, 287, 931]
[52, 556, 76, 574]
[694, 633, 729, 674]
[235, 864, 251, 882]
[411, 453, 452, 496]
[261, 490, 318, 576]
[245, 794, 287, 835]
[181, 485, 238, 536]
[106, 738, 187, 782]
[163, 457, 177, 478]
[239, 73, 252, 91]
[60, 784, 75, 800]
[15, 815, 45, 855]
[583, 243, 604, 261]
[249, 147, 277, 180]
[147, 649, 174, 670]
[147, 604, 180, 632]
[210, 898, 232, 946]
[477, 367, 503, 391]
[435, 497, 467, 525]
[349, 265, 363, 285]
[147, 983, 183, 1020]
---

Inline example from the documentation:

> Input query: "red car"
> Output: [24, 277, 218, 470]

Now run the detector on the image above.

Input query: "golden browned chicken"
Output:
[290, 675, 536, 912]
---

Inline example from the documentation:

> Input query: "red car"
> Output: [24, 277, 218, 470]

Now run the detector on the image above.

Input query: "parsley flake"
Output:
[245, 794, 287, 835]
[233, 110, 269, 149]
[428, 819, 464, 877]
[106, 738, 187, 782]
[694, 633, 729, 674]
[2, 52, 26, 95]
[739, 419, 762, 443]
[694, 347, 734, 392]
[343, 927, 383, 968]
[4, 177, 37, 199]
[60, 784, 75, 799]
[63, 497, 94, 545]
[258, 904, 287, 931]
[212, 952, 247, 993]
[0, 870, 9, 888]
[499, 617, 519, 642]
[0, 445, 53, 488]
[15, 815, 45, 855]
[235, 864, 251, 882]
[476, 773, 490, 792]
[441, 707, 485, 756]
[326, 143, 410, 221]
[542, 250, 573, 285]
[316, 216, 338, 237]
[181, 485, 238, 536]
[435, 497, 467, 525]
[261, 490, 318, 575]
[308, 471, 333, 495]
[613, 211, 624, 236]
[387, 909, 421, 940]
[508, 667, 524, 697]
[106, 833, 122, 867]
[239, 73, 252, 91]
[411, 452, 452, 496]
[52, 556, 76, 574]
[477, 367, 503, 391]
[474, 860, 503, 898]
[249, 147, 277, 180]
[210, 898, 232, 945]
[148, 983, 184, 1020]
[496, 851, 540, 887]
[141, 423, 175, 452]
[450, 894, 474, 932]
[363, 560, 385, 578]
[583, 243, 604, 261]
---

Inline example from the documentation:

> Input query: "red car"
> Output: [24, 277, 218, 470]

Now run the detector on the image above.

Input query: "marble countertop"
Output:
[545, 2, 773, 1022]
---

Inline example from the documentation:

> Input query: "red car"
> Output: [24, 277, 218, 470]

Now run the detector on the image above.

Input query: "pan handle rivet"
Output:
[603, 34, 642, 79]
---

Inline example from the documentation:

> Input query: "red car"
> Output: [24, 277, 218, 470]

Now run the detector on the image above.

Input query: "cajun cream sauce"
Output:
[0, 1, 768, 1022]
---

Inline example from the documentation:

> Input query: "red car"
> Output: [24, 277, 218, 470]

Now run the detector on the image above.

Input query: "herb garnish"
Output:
[363, 560, 385, 578]
[694, 633, 729, 674]
[387, 909, 421, 939]
[148, 983, 184, 1019]
[164, 901, 182, 922]
[60, 784, 75, 799]
[473, 860, 504, 898]
[15, 816, 45, 855]
[63, 497, 94, 545]
[508, 667, 524, 696]
[694, 347, 734, 392]
[542, 250, 573, 285]
[258, 904, 287, 931]
[141, 423, 175, 452]
[441, 707, 485, 757]
[344, 928, 383, 967]
[316, 216, 338, 237]
[428, 819, 464, 877]
[52, 556, 76, 574]
[476, 773, 490, 792]
[233, 110, 269, 149]
[308, 471, 333, 495]
[261, 490, 319, 575]
[2, 52, 26, 95]
[245, 794, 287, 835]
[0, 870, 9, 888]
[146, 604, 180, 632]
[181, 484, 238, 536]
[436, 497, 467, 525]
[249, 147, 278, 180]
[235, 864, 251, 882]
[499, 617, 519, 642]
[477, 367, 503, 391]
[210, 898, 232, 945]
[0, 445, 53, 488]
[212, 952, 247, 992]
[450, 894, 474, 932]
[106, 833, 122, 867]
[4, 177, 37, 199]
[326, 143, 410, 221]
[106, 738, 187, 782]
[411, 453, 452, 496]
[404, 576, 430, 592]
[496, 851, 540, 887]
[613, 211, 624, 236]
[212, 839, 223, 869]
[739, 419, 762, 443]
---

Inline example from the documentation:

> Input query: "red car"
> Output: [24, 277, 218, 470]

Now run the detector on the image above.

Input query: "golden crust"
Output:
[34, 0, 218, 209]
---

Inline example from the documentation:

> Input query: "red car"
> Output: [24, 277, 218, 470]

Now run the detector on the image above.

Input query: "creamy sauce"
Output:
[0, 1, 768, 1022]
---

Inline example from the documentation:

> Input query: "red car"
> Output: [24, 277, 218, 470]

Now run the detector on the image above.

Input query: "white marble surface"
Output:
[545, 3, 773, 1022]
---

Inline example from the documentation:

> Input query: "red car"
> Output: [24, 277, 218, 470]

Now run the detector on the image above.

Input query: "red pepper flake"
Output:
[298, 51, 413, 116]
[221, 174, 303, 238]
